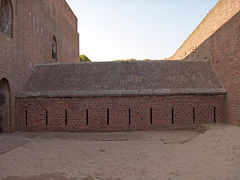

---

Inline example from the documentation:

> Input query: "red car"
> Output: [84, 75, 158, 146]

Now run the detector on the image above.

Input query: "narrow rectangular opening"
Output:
[46, 110, 48, 126]
[214, 107, 216, 123]
[107, 109, 109, 125]
[150, 108, 153, 125]
[86, 109, 88, 126]
[193, 107, 195, 124]
[65, 110, 68, 125]
[172, 108, 174, 124]
[25, 110, 28, 126]
[129, 108, 131, 125]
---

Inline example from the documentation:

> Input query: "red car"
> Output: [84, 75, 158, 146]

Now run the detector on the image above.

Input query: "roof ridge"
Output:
[35, 59, 209, 67]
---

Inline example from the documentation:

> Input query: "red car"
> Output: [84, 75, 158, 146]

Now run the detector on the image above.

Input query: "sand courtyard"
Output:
[0, 124, 240, 180]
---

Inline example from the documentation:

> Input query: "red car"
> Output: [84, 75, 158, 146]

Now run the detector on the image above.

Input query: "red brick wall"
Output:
[185, 12, 240, 126]
[15, 0, 79, 64]
[169, 1, 240, 126]
[16, 95, 225, 132]
[0, 0, 79, 131]
[170, 0, 240, 60]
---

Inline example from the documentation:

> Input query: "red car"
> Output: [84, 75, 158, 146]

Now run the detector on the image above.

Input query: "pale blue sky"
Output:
[66, 0, 218, 62]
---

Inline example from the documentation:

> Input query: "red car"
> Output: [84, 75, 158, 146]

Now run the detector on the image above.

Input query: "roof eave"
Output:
[16, 88, 226, 99]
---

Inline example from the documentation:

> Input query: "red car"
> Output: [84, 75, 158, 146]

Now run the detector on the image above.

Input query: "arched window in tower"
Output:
[52, 36, 57, 61]
[0, 0, 13, 37]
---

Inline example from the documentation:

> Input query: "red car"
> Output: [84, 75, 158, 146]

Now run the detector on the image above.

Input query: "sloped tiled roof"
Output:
[17, 60, 226, 98]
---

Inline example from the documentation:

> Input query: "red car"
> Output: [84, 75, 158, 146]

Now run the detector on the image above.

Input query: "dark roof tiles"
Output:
[18, 60, 226, 98]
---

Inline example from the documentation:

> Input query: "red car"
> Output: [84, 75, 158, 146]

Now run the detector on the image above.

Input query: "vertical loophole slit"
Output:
[129, 108, 131, 125]
[86, 109, 88, 125]
[107, 109, 109, 125]
[193, 107, 195, 124]
[214, 107, 216, 123]
[172, 108, 174, 124]
[25, 110, 28, 126]
[150, 108, 153, 125]
[65, 110, 68, 125]
[46, 110, 48, 126]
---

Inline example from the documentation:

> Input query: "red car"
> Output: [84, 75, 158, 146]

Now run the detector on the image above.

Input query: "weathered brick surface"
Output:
[0, 0, 79, 131]
[170, 0, 240, 126]
[16, 95, 225, 132]
[186, 12, 240, 126]
[170, 0, 240, 60]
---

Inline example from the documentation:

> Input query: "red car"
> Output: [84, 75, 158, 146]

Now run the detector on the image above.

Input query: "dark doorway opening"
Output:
[0, 78, 10, 132]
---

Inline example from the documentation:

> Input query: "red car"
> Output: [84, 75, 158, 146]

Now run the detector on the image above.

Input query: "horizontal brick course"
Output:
[16, 95, 225, 132]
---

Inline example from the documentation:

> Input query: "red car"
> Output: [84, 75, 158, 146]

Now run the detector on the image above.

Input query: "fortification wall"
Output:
[170, 0, 240, 60]
[16, 95, 225, 132]
[185, 11, 240, 126]
[0, 0, 79, 131]
[169, 0, 240, 126]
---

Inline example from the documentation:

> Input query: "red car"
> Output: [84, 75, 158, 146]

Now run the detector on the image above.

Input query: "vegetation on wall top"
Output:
[79, 55, 91, 62]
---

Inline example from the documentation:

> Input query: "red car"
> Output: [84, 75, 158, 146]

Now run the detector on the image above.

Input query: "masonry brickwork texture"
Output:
[0, 0, 79, 132]
[1, 0, 239, 132]
[16, 95, 225, 132]
[16, 60, 226, 132]
[170, 0, 240, 126]
[170, 0, 240, 60]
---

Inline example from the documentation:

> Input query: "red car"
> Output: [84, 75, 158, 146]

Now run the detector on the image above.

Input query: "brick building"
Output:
[0, 0, 79, 132]
[170, 0, 240, 126]
[1, 0, 239, 132]
[16, 60, 225, 132]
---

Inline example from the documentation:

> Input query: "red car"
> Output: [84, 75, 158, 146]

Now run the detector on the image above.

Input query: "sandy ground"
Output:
[0, 124, 240, 180]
